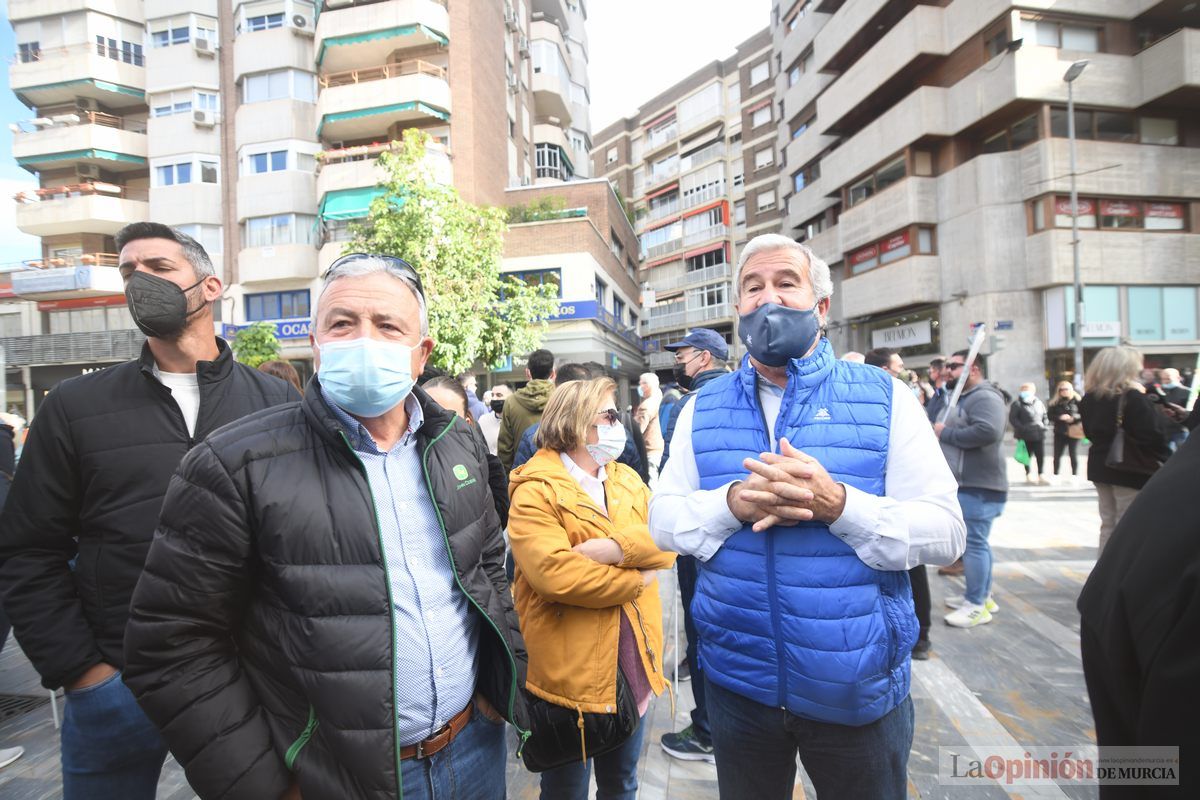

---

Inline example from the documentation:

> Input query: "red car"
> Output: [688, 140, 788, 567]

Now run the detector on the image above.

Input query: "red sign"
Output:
[37, 294, 127, 311]
[1099, 199, 1140, 217]
[848, 244, 878, 266]
[1145, 202, 1183, 219]
[1055, 197, 1094, 215]
[880, 231, 910, 252]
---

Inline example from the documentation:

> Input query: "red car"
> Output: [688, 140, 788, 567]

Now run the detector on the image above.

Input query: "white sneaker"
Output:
[0, 746, 24, 769]
[1037, 476, 1051, 486]
[944, 603, 993, 628]
[945, 594, 1000, 614]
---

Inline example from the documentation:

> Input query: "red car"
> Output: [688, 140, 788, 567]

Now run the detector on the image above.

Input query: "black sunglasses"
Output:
[596, 408, 620, 425]
[326, 253, 425, 300]
[946, 362, 966, 371]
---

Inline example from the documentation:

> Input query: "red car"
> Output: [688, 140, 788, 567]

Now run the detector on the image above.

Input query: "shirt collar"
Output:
[321, 387, 424, 454]
[559, 451, 607, 484]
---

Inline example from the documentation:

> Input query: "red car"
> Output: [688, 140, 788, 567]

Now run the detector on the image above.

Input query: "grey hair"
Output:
[115, 222, 215, 279]
[735, 233, 832, 302]
[639, 372, 660, 390]
[314, 255, 429, 335]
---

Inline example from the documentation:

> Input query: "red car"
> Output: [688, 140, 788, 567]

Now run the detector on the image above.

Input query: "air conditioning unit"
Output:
[76, 98, 99, 112]
[76, 164, 101, 180]
[518, 34, 530, 58]
[507, 73, 520, 94]
[520, 175, 532, 186]
[193, 110, 216, 127]
[504, 6, 519, 31]
[193, 38, 216, 56]
[292, 14, 314, 36]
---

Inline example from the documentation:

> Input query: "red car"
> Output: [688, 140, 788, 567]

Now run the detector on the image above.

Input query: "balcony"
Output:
[645, 238, 683, 261]
[645, 195, 680, 224]
[238, 244, 321, 286]
[645, 302, 734, 333]
[840, 256, 941, 319]
[10, 263, 124, 301]
[1024, 229, 1199, 292]
[146, 112, 221, 159]
[1138, 28, 1200, 105]
[531, 0, 570, 28]
[682, 183, 725, 211]
[236, 101, 318, 150]
[10, 44, 145, 109]
[678, 105, 723, 138]
[13, 183, 149, 237]
[805, 226, 840, 265]
[645, 163, 680, 191]
[152, 183, 223, 227]
[680, 261, 731, 288]
[12, 112, 147, 172]
[838, 177, 937, 252]
[234, 26, 318, 80]
[647, 350, 676, 369]
[316, 59, 451, 140]
[7, 0, 143, 23]
[0, 329, 144, 367]
[683, 223, 728, 247]
[1019, 138, 1200, 203]
[531, 69, 572, 124]
[316, 141, 452, 195]
[316, 0, 449, 72]
[643, 123, 679, 157]
[238, 171, 319, 221]
[680, 141, 724, 174]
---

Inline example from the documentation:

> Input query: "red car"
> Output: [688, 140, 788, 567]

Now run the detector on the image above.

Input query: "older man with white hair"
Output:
[123, 253, 527, 800]
[649, 233, 965, 799]
[636, 372, 664, 478]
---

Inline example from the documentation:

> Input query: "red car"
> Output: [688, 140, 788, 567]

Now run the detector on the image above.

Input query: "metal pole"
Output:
[1068, 79, 1085, 392]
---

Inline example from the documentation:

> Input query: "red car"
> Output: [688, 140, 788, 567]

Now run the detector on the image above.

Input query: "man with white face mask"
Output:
[123, 254, 528, 800]
[649, 234, 964, 800]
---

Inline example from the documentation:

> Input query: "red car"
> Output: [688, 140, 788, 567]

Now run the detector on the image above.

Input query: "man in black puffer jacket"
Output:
[124, 254, 528, 800]
[0, 223, 298, 799]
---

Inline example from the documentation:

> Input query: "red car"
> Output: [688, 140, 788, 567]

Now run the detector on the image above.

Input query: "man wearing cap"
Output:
[657, 328, 729, 763]
[649, 234, 964, 799]
[0, 223, 298, 799]
[122, 254, 527, 800]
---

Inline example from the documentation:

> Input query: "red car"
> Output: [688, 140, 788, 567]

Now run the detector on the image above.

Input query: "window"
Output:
[613, 297, 625, 326]
[17, 42, 39, 63]
[754, 147, 774, 171]
[1022, 18, 1101, 52]
[1053, 196, 1097, 228]
[1144, 202, 1185, 231]
[200, 160, 218, 183]
[981, 112, 1039, 153]
[535, 144, 574, 181]
[792, 161, 819, 193]
[245, 290, 310, 321]
[751, 105, 771, 129]
[96, 36, 144, 65]
[242, 70, 317, 104]
[1095, 111, 1136, 143]
[749, 62, 769, 87]
[507, 269, 562, 297]
[678, 83, 722, 131]
[790, 114, 812, 140]
[788, 64, 801, 86]
[156, 162, 192, 186]
[756, 190, 776, 212]
[195, 92, 219, 112]
[152, 27, 190, 47]
[686, 247, 725, 272]
[1140, 117, 1179, 146]
[847, 156, 907, 207]
[1099, 199, 1141, 229]
[247, 13, 284, 31]
[606, 146, 618, 165]
[734, 201, 746, 225]
[248, 150, 288, 174]
[1051, 107, 1178, 145]
[244, 214, 318, 247]
[595, 277, 607, 306]
[175, 224, 222, 255]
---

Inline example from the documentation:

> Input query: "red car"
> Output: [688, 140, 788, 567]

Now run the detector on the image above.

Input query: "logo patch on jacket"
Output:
[452, 463, 477, 490]
[813, 407, 832, 421]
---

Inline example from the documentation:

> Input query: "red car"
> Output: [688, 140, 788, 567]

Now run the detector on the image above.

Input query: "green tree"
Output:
[231, 321, 281, 368]
[349, 129, 561, 375]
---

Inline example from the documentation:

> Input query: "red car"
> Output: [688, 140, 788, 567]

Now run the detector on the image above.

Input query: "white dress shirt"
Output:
[649, 374, 965, 571]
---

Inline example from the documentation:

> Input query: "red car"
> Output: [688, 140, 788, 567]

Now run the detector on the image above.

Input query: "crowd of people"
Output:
[0, 220, 1195, 799]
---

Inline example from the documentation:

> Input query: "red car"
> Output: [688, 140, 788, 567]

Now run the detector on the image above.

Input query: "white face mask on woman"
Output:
[586, 420, 627, 466]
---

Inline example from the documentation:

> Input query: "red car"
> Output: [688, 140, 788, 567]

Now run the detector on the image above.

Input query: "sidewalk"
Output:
[0, 453, 1102, 798]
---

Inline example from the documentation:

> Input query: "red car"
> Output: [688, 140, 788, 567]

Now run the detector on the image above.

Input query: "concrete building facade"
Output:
[772, 0, 1200, 393]
[592, 28, 782, 377]
[2, 0, 594, 414]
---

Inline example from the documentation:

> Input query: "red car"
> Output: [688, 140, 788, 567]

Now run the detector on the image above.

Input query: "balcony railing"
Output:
[13, 42, 144, 66]
[18, 252, 120, 270]
[13, 183, 149, 203]
[0, 329, 145, 367]
[645, 196, 680, 223]
[682, 183, 725, 210]
[12, 110, 147, 134]
[644, 238, 682, 260]
[680, 261, 731, 287]
[678, 105, 723, 134]
[645, 302, 734, 333]
[647, 164, 679, 187]
[321, 0, 445, 10]
[683, 223, 728, 246]
[680, 141, 725, 173]
[319, 58, 446, 89]
[317, 139, 450, 168]
[645, 124, 679, 152]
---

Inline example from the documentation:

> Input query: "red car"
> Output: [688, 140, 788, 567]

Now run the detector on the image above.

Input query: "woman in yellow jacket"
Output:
[509, 377, 676, 800]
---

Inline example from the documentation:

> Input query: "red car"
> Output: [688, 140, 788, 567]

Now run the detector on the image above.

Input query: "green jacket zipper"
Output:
[284, 705, 319, 770]
[420, 418, 532, 756]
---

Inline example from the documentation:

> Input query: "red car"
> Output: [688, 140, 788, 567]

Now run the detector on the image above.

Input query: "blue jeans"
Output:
[958, 488, 1007, 606]
[400, 705, 507, 799]
[676, 555, 710, 745]
[705, 677, 914, 800]
[61, 671, 169, 800]
[539, 712, 648, 800]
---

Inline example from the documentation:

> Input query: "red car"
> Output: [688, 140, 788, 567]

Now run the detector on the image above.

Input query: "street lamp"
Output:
[1065, 59, 1088, 392]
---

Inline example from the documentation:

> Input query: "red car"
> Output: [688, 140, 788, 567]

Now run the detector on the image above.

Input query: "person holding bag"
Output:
[1048, 381, 1084, 478]
[508, 377, 675, 799]
[1079, 347, 1170, 554]
[1009, 383, 1050, 484]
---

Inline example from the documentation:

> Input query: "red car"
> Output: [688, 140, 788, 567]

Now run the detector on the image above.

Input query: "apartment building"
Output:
[592, 28, 782, 377]
[499, 178, 643, 397]
[772, 0, 1200, 393]
[3, 0, 593, 413]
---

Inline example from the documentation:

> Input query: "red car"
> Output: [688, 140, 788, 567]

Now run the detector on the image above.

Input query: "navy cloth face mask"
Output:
[737, 301, 822, 367]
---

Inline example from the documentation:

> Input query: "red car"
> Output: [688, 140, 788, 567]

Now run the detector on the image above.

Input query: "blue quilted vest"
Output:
[690, 339, 916, 726]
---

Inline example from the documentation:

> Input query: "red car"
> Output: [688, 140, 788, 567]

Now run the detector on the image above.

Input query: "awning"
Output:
[319, 187, 388, 221]
[683, 199, 725, 219]
[644, 182, 678, 200]
[316, 101, 449, 137]
[16, 149, 146, 167]
[684, 242, 725, 259]
[316, 24, 448, 66]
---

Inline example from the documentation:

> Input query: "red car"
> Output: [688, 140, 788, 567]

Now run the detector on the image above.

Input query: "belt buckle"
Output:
[415, 739, 425, 760]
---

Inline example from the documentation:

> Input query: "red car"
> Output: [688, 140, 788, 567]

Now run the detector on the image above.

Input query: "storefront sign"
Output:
[994, 320, 1014, 331]
[880, 231, 910, 252]
[222, 318, 312, 340]
[1080, 320, 1120, 338]
[872, 319, 932, 348]
[848, 244, 878, 266]
[1055, 197, 1094, 215]
[1145, 203, 1183, 219]
[1099, 200, 1138, 217]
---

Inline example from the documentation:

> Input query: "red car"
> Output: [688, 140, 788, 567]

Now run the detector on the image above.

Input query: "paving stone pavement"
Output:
[0, 453, 1107, 798]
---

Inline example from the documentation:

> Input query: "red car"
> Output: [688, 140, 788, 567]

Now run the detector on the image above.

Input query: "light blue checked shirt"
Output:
[322, 388, 480, 746]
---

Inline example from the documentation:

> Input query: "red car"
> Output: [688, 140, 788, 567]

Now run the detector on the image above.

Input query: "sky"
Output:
[586, 0, 773, 133]
[0, 13, 43, 266]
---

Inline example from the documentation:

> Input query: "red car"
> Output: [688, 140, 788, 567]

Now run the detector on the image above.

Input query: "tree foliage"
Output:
[231, 321, 281, 368]
[349, 130, 561, 375]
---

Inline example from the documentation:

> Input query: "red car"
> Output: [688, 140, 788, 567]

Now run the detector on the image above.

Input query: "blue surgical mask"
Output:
[587, 422, 626, 466]
[636, 385, 645, 399]
[1020, 391, 1033, 402]
[317, 337, 416, 418]
[737, 301, 822, 367]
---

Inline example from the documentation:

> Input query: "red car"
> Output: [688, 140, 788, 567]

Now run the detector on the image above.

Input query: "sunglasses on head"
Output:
[326, 253, 425, 300]
[596, 408, 620, 425]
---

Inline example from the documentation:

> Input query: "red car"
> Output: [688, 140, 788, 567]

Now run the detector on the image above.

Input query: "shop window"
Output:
[1054, 196, 1097, 228]
[878, 231, 912, 265]
[848, 243, 879, 274]
[1144, 202, 1185, 230]
[917, 227, 934, 253]
[1099, 200, 1141, 229]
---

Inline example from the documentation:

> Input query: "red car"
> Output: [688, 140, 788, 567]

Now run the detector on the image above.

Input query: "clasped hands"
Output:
[726, 438, 846, 532]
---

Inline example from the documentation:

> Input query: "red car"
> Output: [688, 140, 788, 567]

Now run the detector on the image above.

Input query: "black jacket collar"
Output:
[138, 338, 235, 383]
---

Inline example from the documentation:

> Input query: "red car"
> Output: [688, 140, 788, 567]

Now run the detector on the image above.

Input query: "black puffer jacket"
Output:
[123, 381, 529, 800]
[0, 340, 297, 690]
[1080, 388, 1170, 490]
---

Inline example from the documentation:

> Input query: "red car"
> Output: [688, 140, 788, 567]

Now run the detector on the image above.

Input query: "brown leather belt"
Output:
[400, 702, 474, 761]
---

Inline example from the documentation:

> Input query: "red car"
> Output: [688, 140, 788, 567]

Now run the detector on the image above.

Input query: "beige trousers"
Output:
[1095, 482, 1140, 556]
